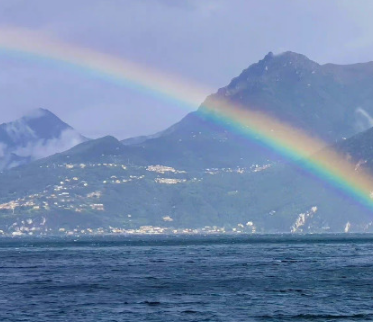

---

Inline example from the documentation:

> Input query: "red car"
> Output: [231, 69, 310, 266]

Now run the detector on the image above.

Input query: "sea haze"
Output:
[1, 234, 373, 321]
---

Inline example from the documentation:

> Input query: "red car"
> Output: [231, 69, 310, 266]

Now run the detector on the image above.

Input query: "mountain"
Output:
[0, 135, 279, 232]
[2, 52, 373, 234]
[124, 52, 373, 169]
[0, 128, 372, 234]
[121, 130, 165, 146]
[0, 108, 86, 170]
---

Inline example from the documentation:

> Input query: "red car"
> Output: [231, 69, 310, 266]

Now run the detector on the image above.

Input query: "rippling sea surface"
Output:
[2, 234, 373, 322]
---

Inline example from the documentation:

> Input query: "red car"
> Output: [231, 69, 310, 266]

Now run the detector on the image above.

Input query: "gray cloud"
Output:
[0, 0, 372, 138]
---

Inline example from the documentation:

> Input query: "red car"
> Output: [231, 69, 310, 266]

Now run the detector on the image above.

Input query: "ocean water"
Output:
[1, 235, 373, 322]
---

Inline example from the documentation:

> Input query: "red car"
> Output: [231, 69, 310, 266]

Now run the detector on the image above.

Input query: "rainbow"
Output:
[1, 28, 373, 211]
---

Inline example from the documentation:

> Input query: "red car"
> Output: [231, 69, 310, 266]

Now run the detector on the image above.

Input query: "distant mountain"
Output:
[125, 51, 373, 169]
[121, 135, 151, 146]
[0, 135, 279, 232]
[121, 130, 165, 146]
[0, 108, 86, 170]
[3, 52, 373, 234]
[0, 128, 372, 234]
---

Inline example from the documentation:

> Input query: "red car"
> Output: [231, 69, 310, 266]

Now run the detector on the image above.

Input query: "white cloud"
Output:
[355, 108, 373, 132]
[0, 142, 7, 158]
[14, 128, 84, 160]
[4, 119, 36, 142]
[23, 108, 47, 120]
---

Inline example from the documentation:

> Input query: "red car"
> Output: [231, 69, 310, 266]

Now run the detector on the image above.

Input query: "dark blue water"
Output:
[1, 234, 373, 322]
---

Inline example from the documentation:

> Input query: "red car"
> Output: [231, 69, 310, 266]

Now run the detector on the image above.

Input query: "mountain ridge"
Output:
[0, 125, 373, 234]
[114, 51, 373, 170]
[2, 52, 373, 233]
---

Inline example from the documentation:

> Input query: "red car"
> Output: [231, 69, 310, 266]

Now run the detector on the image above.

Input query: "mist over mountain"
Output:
[0, 108, 86, 170]
[2, 52, 373, 234]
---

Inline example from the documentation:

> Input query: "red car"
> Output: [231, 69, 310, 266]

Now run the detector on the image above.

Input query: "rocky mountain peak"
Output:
[215, 51, 321, 100]
[243, 51, 319, 79]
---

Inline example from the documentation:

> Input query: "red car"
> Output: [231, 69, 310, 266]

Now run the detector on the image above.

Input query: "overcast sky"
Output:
[1, 0, 373, 139]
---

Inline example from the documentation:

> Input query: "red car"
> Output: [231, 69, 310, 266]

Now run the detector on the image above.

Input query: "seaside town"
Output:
[0, 162, 271, 216]
[0, 162, 275, 236]
[2, 222, 258, 237]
